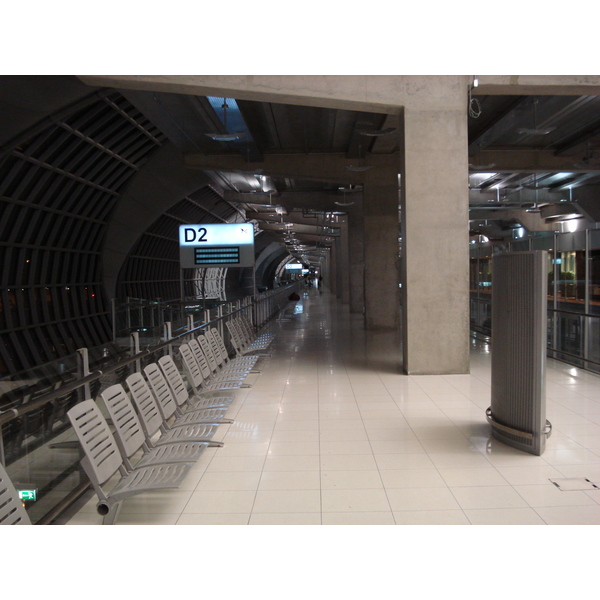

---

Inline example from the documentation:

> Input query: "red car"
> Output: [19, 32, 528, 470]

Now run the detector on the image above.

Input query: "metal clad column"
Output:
[488, 251, 551, 455]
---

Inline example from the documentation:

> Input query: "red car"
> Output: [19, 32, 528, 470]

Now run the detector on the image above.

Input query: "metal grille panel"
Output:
[489, 251, 550, 455]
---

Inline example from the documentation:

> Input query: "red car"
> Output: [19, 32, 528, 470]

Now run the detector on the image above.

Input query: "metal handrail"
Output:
[0, 284, 298, 428]
[547, 306, 600, 319]
[0, 371, 103, 427]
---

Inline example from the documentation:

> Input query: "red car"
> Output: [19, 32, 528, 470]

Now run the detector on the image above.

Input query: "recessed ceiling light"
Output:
[206, 132, 246, 142]
[205, 98, 247, 142]
[345, 165, 373, 172]
[517, 127, 556, 135]
[357, 127, 396, 137]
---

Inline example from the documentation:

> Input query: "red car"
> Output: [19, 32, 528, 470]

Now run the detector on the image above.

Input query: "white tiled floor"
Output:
[66, 287, 600, 525]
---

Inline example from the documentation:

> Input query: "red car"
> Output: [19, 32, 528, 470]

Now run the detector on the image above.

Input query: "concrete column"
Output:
[363, 169, 401, 330]
[329, 235, 338, 296]
[339, 217, 350, 304]
[348, 208, 365, 313]
[400, 106, 470, 374]
[321, 249, 331, 291]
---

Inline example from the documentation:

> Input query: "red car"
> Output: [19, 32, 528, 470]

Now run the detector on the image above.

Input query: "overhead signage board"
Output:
[285, 263, 303, 271]
[179, 224, 255, 269]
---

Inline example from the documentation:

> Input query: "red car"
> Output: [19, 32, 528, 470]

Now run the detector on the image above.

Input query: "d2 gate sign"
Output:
[179, 224, 255, 269]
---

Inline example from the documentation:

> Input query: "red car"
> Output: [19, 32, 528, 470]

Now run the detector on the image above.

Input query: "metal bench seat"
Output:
[155, 355, 235, 410]
[199, 332, 258, 377]
[67, 400, 192, 524]
[207, 328, 262, 371]
[101, 383, 210, 470]
[226, 319, 273, 357]
[192, 337, 250, 384]
[179, 342, 247, 394]
[126, 371, 227, 447]
[239, 314, 276, 345]
[0, 462, 32, 525]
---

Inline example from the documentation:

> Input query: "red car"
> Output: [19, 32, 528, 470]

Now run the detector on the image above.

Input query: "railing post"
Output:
[111, 298, 117, 342]
[552, 233, 558, 358]
[126, 297, 131, 334]
[163, 321, 172, 357]
[130, 332, 141, 373]
[0, 427, 5, 466]
[217, 304, 224, 340]
[585, 228, 591, 368]
[76, 348, 91, 401]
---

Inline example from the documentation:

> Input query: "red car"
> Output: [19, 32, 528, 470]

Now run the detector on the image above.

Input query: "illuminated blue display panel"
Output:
[179, 223, 255, 268]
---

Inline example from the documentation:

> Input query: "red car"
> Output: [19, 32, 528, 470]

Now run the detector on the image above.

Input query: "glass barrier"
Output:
[0, 282, 301, 523]
[470, 229, 600, 376]
[470, 292, 600, 374]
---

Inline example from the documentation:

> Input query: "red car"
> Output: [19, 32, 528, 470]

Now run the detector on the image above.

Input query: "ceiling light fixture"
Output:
[517, 98, 556, 136]
[205, 98, 247, 142]
[517, 127, 556, 135]
[345, 143, 373, 172]
[345, 165, 373, 172]
[334, 188, 356, 207]
[357, 127, 396, 137]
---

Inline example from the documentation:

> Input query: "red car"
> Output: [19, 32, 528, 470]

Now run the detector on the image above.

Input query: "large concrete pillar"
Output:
[338, 217, 350, 304]
[328, 235, 338, 296]
[400, 103, 470, 374]
[348, 208, 365, 313]
[363, 169, 401, 330]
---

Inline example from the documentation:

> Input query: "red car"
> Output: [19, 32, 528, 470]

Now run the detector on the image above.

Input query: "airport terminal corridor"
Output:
[64, 287, 600, 525]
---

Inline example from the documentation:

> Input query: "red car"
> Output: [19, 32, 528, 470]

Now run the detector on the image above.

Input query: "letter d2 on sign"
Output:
[179, 224, 255, 269]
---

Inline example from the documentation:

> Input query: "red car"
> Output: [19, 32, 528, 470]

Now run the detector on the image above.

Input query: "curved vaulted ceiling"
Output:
[2, 74, 600, 376]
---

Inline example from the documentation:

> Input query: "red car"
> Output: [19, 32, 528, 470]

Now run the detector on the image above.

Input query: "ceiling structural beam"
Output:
[470, 96, 599, 155]
[470, 75, 600, 96]
[468, 208, 558, 233]
[553, 118, 600, 155]
[469, 148, 600, 173]
[184, 151, 398, 185]
[468, 96, 529, 151]
[550, 172, 599, 189]
[225, 189, 362, 214]
[469, 187, 570, 205]
[253, 215, 341, 232]
[79, 75, 600, 117]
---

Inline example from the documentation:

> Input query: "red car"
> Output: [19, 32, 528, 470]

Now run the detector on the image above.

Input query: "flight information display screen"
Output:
[179, 224, 255, 268]
[194, 246, 240, 265]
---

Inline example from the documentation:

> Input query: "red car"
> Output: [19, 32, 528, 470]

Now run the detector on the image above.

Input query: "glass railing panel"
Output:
[0, 286, 301, 523]
[552, 310, 585, 367]
[586, 314, 600, 374]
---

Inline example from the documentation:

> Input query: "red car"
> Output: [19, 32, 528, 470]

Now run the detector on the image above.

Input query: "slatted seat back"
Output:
[134, 368, 178, 422]
[205, 330, 227, 366]
[101, 384, 146, 461]
[209, 328, 230, 361]
[239, 315, 254, 339]
[179, 342, 205, 387]
[226, 320, 244, 353]
[188, 339, 212, 379]
[68, 400, 123, 486]
[157, 356, 191, 406]
[146, 360, 185, 410]
[0, 462, 31, 525]
[233, 318, 249, 343]
[126, 372, 168, 434]
[197, 335, 219, 372]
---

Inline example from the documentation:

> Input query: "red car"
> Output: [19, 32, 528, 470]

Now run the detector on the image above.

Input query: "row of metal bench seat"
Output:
[66, 353, 241, 524]
[1, 319, 276, 525]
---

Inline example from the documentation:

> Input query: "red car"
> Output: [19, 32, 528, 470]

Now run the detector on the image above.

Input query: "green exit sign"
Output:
[18, 489, 37, 502]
